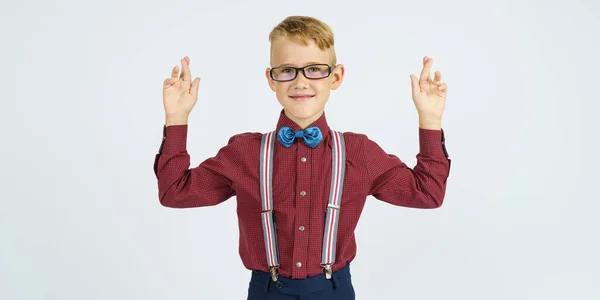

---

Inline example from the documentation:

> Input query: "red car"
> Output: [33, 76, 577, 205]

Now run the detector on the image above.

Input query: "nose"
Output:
[292, 70, 310, 88]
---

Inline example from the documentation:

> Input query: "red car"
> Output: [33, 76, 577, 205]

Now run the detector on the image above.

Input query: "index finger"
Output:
[419, 56, 433, 83]
[181, 56, 191, 82]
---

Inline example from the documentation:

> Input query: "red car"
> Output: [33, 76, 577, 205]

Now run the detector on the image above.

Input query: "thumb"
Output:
[410, 74, 420, 95]
[189, 77, 201, 98]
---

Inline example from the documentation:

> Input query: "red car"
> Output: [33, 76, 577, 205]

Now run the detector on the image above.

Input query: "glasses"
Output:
[270, 64, 333, 82]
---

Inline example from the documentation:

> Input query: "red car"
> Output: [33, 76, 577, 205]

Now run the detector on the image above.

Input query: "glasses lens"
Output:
[272, 67, 297, 81]
[271, 65, 331, 81]
[304, 65, 330, 79]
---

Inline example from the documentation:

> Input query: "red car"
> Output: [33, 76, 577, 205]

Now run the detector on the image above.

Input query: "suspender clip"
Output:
[327, 203, 340, 210]
[323, 264, 332, 279]
[270, 266, 279, 281]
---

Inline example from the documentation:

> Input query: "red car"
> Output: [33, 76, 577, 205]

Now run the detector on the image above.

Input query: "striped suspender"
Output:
[259, 130, 346, 281]
[259, 131, 279, 281]
[321, 130, 346, 279]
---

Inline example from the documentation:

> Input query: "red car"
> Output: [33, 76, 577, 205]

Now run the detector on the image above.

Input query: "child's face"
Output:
[266, 37, 344, 127]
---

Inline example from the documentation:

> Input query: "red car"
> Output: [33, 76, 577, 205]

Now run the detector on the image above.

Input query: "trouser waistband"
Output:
[250, 264, 351, 296]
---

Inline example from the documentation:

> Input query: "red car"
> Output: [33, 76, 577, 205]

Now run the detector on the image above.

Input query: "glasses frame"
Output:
[269, 63, 334, 82]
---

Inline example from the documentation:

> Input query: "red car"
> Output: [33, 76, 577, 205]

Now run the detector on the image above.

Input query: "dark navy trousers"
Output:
[246, 264, 355, 300]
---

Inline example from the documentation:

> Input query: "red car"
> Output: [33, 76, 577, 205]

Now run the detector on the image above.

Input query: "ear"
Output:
[265, 67, 276, 92]
[330, 64, 345, 90]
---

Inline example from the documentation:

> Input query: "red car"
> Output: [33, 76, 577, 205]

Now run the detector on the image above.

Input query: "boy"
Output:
[154, 16, 450, 300]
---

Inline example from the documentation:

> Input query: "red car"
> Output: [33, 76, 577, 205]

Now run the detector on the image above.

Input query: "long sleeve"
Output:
[363, 128, 451, 208]
[153, 125, 239, 208]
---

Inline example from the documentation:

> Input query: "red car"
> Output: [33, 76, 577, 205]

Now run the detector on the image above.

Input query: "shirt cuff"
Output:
[419, 128, 449, 158]
[158, 124, 188, 153]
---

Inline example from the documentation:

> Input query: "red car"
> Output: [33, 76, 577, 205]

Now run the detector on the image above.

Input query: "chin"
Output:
[285, 107, 323, 120]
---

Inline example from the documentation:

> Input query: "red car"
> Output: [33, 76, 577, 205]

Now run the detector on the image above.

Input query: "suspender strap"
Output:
[320, 130, 346, 278]
[259, 130, 346, 281]
[259, 131, 279, 274]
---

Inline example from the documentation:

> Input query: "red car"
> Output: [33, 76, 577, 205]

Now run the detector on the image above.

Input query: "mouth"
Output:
[289, 95, 315, 101]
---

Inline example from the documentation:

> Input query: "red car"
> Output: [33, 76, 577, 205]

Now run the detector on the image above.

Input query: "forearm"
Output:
[410, 158, 450, 208]
[412, 128, 451, 206]
[155, 149, 197, 207]
[154, 125, 196, 206]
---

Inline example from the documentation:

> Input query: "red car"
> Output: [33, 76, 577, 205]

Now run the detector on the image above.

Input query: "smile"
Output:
[289, 95, 315, 101]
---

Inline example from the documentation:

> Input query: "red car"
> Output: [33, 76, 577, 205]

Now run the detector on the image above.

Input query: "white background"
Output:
[2, 0, 599, 299]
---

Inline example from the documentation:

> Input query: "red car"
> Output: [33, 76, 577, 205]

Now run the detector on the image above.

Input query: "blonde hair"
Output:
[269, 16, 336, 65]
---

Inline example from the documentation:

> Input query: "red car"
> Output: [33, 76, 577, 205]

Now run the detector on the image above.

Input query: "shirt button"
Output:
[301, 157, 307, 162]
[300, 191, 306, 196]
[299, 226, 305, 231]
[296, 262, 302, 268]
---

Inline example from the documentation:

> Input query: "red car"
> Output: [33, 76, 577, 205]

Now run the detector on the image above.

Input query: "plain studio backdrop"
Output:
[1, 0, 598, 299]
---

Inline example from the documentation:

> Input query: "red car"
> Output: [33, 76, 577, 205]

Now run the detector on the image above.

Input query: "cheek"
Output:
[315, 82, 332, 97]
[275, 84, 290, 98]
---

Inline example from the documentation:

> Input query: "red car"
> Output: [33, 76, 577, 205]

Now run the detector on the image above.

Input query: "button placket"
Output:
[291, 143, 311, 278]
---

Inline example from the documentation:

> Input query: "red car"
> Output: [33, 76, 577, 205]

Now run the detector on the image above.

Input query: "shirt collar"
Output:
[275, 109, 331, 148]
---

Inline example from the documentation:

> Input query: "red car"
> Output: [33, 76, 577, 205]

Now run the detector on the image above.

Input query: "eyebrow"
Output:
[275, 62, 325, 67]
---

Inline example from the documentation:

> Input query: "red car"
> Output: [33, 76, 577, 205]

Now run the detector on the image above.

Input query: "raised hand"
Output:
[163, 56, 201, 125]
[410, 56, 448, 123]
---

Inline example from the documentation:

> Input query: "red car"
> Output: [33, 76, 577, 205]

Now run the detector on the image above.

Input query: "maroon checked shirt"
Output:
[154, 110, 451, 279]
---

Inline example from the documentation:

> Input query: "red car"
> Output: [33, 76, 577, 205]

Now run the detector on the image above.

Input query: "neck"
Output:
[285, 110, 323, 129]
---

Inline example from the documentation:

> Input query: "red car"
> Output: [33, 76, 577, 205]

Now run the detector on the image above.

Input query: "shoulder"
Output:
[339, 131, 368, 140]
[331, 131, 370, 155]
[213, 132, 263, 159]
[333, 131, 370, 145]
[225, 131, 263, 146]
[336, 130, 386, 154]
[221, 132, 274, 167]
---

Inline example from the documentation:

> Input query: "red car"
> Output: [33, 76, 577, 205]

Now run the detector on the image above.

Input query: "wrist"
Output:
[418, 117, 442, 130]
[165, 115, 189, 126]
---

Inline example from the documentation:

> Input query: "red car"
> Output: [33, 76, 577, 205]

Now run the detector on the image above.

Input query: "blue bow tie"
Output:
[277, 126, 323, 148]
